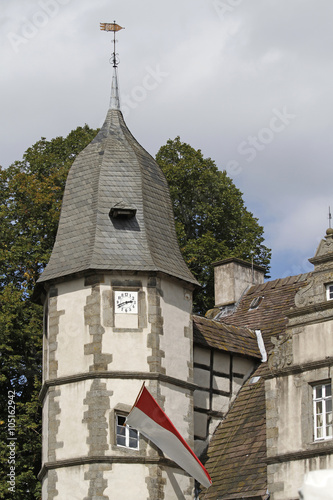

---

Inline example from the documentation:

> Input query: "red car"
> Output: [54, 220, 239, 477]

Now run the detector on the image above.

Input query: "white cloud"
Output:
[1, 0, 333, 280]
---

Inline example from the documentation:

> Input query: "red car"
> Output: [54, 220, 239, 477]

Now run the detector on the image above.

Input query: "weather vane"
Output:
[100, 21, 125, 68]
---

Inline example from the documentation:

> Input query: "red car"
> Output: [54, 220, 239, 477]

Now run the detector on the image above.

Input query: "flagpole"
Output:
[129, 381, 145, 415]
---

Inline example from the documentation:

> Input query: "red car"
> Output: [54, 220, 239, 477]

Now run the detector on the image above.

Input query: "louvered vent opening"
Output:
[109, 207, 137, 220]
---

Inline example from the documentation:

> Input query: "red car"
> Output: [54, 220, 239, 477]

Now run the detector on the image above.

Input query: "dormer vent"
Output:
[109, 201, 137, 220]
[249, 296, 264, 310]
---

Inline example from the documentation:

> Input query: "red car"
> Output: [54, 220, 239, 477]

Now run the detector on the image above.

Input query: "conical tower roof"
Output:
[38, 106, 198, 286]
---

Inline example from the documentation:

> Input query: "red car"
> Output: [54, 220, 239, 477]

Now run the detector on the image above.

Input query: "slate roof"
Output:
[200, 274, 310, 499]
[193, 315, 261, 360]
[38, 109, 197, 286]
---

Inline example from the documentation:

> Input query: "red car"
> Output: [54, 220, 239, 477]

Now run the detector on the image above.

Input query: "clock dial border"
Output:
[114, 290, 138, 314]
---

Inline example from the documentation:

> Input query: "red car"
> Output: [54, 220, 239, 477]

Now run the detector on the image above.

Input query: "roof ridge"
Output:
[194, 314, 253, 332]
[248, 272, 310, 295]
[89, 136, 109, 268]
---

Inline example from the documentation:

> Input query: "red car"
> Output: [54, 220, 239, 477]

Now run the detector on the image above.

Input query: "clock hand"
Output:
[117, 300, 134, 308]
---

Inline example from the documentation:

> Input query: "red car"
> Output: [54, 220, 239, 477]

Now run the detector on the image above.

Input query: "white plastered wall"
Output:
[162, 383, 192, 442]
[267, 366, 332, 457]
[163, 466, 193, 500]
[54, 465, 90, 499]
[102, 327, 150, 372]
[159, 278, 192, 381]
[54, 378, 144, 461]
[103, 464, 149, 499]
[52, 275, 154, 377]
[267, 375, 303, 455]
[101, 275, 151, 373]
[55, 279, 92, 378]
[269, 455, 333, 500]
[293, 319, 333, 365]
[43, 272, 194, 498]
[55, 381, 90, 461]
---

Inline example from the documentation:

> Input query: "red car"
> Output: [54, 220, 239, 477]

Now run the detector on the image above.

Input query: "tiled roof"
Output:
[220, 274, 310, 354]
[202, 373, 267, 500]
[193, 315, 261, 360]
[38, 109, 197, 286]
[201, 274, 310, 499]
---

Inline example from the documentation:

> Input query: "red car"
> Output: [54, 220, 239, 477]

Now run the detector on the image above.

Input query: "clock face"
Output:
[115, 291, 138, 314]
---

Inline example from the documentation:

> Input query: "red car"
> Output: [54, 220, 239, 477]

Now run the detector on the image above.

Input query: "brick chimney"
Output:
[213, 257, 265, 307]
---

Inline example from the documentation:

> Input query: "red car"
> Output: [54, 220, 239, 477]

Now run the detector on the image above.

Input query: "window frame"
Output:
[249, 296, 264, 310]
[313, 382, 333, 442]
[326, 283, 333, 301]
[115, 413, 139, 450]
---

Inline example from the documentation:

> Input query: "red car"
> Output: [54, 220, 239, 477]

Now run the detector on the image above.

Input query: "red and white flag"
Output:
[126, 384, 212, 489]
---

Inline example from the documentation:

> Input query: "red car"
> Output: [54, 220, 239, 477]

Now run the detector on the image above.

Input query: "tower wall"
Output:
[40, 272, 195, 499]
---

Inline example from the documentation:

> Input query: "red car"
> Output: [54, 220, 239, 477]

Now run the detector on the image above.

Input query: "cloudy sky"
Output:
[2, 0, 333, 280]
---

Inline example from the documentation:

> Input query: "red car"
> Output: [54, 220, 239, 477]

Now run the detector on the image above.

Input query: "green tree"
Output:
[0, 125, 98, 499]
[156, 137, 271, 313]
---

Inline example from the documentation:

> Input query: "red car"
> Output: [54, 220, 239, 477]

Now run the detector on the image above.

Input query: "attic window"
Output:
[249, 376, 261, 385]
[109, 206, 137, 220]
[249, 296, 264, 310]
[326, 284, 333, 301]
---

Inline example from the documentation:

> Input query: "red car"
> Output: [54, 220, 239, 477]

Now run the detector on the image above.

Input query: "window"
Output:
[313, 383, 333, 441]
[116, 414, 139, 449]
[249, 296, 264, 310]
[326, 284, 333, 301]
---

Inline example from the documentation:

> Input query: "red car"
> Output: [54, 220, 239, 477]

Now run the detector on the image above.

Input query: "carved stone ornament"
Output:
[294, 230, 333, 308]
[268, 334, 293, 372]
[294, 281, 314, 308]
[313, 229, 333, 259]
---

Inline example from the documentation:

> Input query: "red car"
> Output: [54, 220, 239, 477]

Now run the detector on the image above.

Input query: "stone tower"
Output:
[36, 34, 198, 499]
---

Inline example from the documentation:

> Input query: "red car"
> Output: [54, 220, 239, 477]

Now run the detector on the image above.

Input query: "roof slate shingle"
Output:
[38, 109, 197, 286]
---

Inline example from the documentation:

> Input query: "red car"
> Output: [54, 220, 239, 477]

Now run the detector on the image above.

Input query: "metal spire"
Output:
[100, 21, 125, 110]
[329, 206, 332, 229]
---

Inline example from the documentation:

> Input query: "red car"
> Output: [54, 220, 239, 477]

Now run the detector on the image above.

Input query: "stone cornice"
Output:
[287, 299, 333, 319]
[33, 269, 197, 304]
[264, 356, 333, 379]
[309, 252, 333, 266]
[39, 371, 197, 402]
[212, 256, 266, 273]
[38, 455, 180, 481]
[266, 445, 333, 465]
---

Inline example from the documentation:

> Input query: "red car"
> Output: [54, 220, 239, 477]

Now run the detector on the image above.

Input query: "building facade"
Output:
[266, 229, 333, 499]
[199, 230, 333, 499]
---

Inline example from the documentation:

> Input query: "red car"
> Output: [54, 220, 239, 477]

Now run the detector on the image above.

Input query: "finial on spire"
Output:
[100, 21, 125, 110]
[329, 206, 332, 229]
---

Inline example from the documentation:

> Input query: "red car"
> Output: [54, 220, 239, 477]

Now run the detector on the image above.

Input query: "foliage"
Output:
[1, 125, 98, 294]
[156, 137, 271, 313]
[0, 285, 42, 499]
[0, 125, 98, 499]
